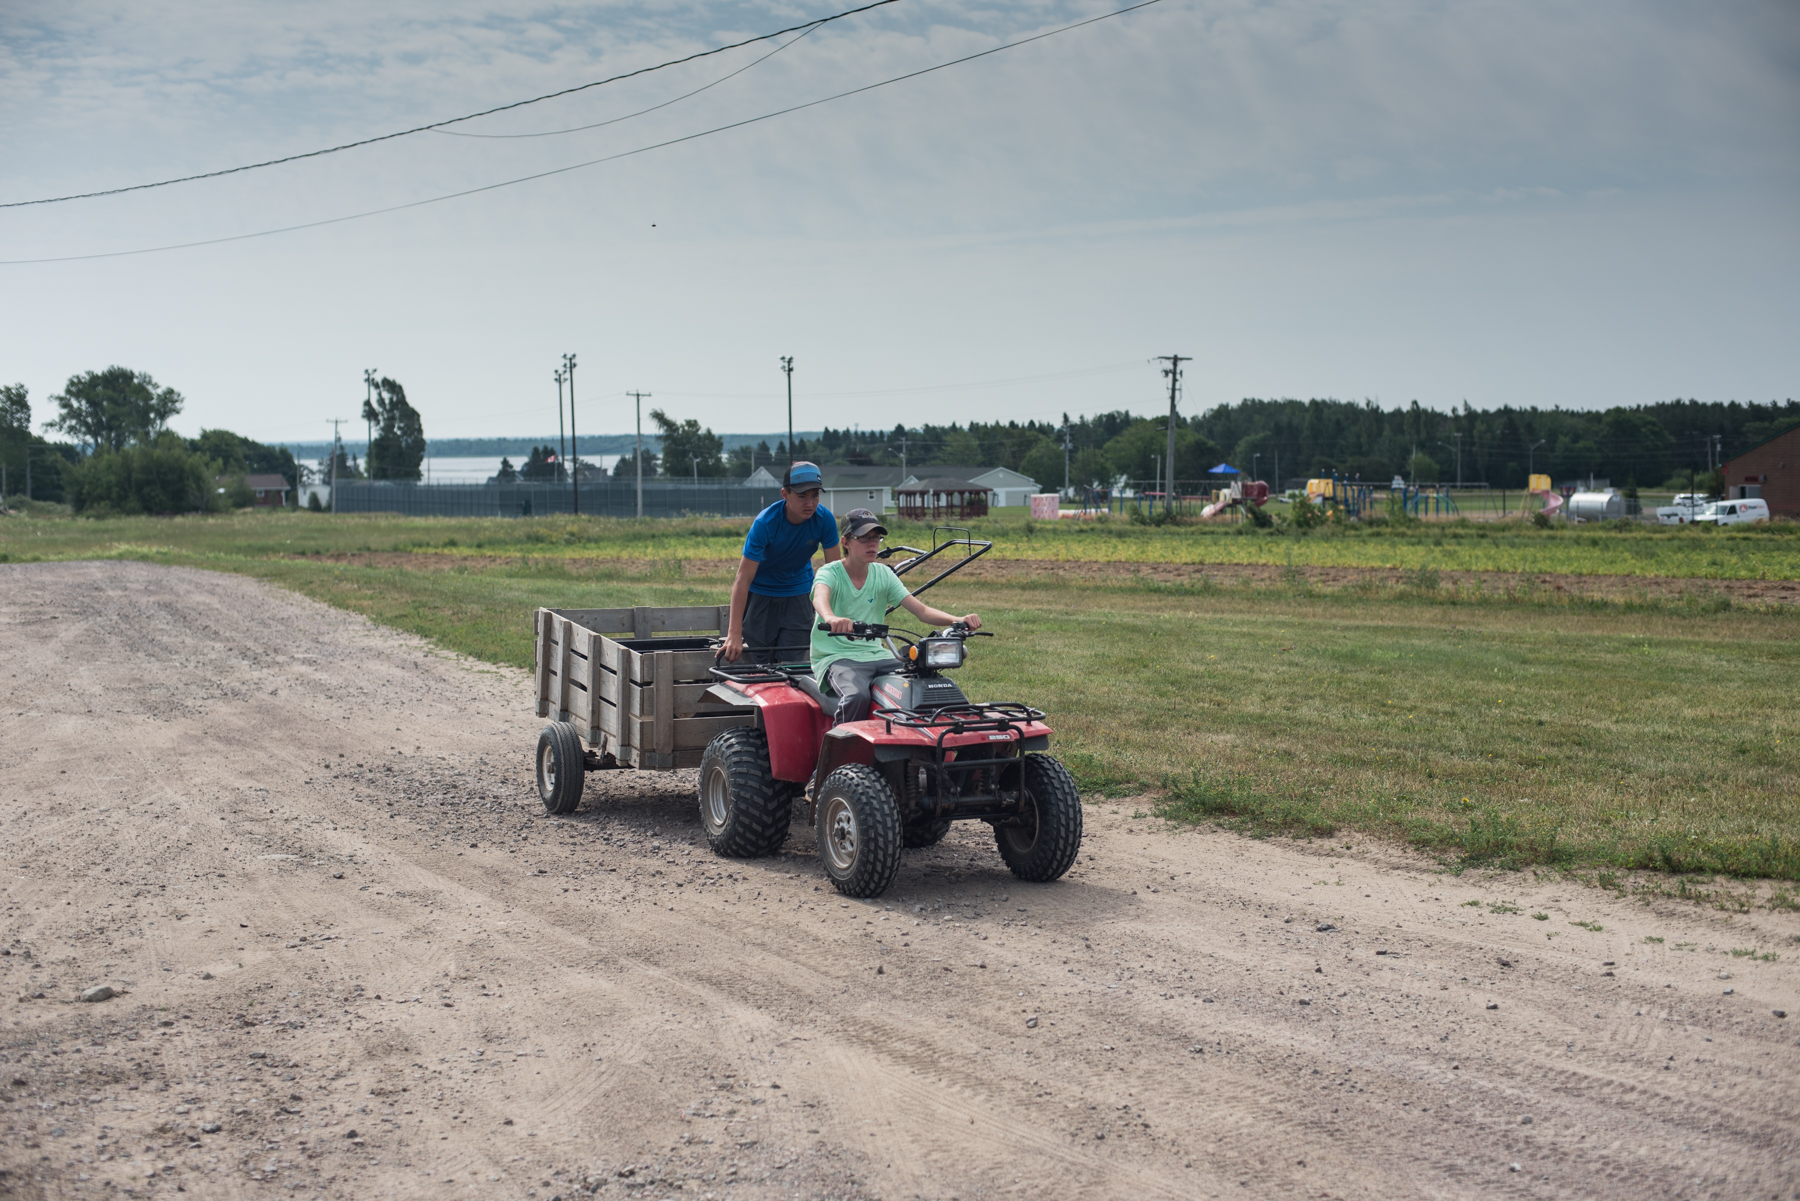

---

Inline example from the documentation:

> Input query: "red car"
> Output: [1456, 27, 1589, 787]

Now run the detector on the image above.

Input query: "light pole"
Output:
[554, 368, 567, 482]
[692, 456, 701, 485]
[563, 353, 578, 515]
[1252, 453, 1261, 483]
[780, 356, 795, 463]
[1438, 439, 1463, 488]
[627, 391, 651, 518]
[1528, 438, 1545, 484]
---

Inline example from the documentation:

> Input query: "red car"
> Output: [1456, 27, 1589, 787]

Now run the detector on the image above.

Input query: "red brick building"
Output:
[1721, 425, 1800, 518]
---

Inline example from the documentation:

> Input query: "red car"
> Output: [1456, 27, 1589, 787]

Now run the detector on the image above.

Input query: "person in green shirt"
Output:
[810, 508, 981, 726]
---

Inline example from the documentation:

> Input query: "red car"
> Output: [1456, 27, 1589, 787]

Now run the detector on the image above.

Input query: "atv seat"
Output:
[788, 669, 833, 713]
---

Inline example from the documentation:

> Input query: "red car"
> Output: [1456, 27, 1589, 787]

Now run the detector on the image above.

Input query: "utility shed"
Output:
[1721, 424, 1800, 518]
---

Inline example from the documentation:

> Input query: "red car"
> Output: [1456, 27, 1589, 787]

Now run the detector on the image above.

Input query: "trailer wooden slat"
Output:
[534, 605, 752, 770]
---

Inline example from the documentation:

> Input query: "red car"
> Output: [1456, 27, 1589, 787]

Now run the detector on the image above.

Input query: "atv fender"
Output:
[703, 680, 828, 783]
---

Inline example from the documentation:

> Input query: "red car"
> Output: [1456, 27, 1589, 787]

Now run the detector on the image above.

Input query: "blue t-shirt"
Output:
[742, 500, 838, 597]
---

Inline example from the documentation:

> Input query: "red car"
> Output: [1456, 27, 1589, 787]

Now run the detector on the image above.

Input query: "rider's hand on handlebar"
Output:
[722, 631, 745, 662]
[827, 615, 854, 635]
[960, 613, 982, 632]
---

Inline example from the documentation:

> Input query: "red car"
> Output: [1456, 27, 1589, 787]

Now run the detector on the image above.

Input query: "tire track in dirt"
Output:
[2, 561, 1796, 1201]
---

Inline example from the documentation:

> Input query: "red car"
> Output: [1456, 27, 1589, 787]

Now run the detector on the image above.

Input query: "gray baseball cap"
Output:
[842, 508, 887, 538]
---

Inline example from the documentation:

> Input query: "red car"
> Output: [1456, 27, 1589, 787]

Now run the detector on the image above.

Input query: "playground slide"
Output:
[1201, 499, 1233, 518]
[1541, 492, 1563, 517]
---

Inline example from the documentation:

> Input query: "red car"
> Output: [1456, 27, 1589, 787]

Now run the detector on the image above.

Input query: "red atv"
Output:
[698, 617, 1082, 897]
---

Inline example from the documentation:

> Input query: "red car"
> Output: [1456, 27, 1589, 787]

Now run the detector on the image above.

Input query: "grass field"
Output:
[5, 507, 1797, 888]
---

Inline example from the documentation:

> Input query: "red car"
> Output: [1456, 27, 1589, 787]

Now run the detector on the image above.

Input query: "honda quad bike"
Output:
[695, 534, 1082, 899]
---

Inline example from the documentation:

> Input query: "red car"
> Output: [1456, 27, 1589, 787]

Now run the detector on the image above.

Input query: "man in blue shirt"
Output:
[722, 462, 842, 663]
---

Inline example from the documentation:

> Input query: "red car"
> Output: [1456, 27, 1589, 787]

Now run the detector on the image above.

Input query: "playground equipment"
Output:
[1201, 479, 1270, 518]
[1391, 480, 1459, 518]
[1526, 473, 1562, 520]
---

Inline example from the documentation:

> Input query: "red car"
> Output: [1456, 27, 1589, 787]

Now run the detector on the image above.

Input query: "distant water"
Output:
[422, 455, 622, 483]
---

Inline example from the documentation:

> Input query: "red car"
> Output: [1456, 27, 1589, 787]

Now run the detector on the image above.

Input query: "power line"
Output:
[0, 0, 901, 210]
[0, 0, 1168, 266]
[431, 26, 820, 140]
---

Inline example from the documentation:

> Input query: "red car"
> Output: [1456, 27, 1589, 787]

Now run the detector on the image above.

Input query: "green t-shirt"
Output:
[810, 560, 910, 677]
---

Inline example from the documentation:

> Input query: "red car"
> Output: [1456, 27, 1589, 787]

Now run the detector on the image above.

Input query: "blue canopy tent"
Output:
[1209, 463, 1240, 475]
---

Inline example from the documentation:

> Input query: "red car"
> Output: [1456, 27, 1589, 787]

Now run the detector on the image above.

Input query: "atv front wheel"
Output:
[699, 729, 792, 858]
[994, 753, 1082, 882]
[816, 765, 903, 898]
[536, 723, 585, 815]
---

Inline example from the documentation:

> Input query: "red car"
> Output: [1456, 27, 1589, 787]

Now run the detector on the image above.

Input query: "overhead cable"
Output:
[1, 0, 1168, 265]
[0, 0, 900, 209]
[431, 25, 819, 139]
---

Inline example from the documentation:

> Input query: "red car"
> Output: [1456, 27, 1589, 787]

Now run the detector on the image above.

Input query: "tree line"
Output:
[766, 397, 1799, 491]
[0, 366, 429, 513]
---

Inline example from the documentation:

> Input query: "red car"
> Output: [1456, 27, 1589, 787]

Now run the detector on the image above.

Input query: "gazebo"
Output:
[896, 477, 993, 520]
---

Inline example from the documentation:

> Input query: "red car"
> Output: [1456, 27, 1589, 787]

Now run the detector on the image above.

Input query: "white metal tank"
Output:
[1567, 491, 1624, 522]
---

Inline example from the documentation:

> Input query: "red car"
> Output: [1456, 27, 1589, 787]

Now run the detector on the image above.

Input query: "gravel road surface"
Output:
[2, 561, 1795, 1201]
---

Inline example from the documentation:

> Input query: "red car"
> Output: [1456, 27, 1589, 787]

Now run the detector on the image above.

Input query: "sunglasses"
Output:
[849, 531, 884, 544]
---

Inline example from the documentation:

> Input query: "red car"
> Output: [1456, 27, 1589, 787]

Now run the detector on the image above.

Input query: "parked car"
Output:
[1692, 498, 1770, 526]
[1656, 493, 1711, 525]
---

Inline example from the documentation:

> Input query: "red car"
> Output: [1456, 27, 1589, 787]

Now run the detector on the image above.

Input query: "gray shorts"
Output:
[823, 656, 904, 726]
[742, 592, 814, 663]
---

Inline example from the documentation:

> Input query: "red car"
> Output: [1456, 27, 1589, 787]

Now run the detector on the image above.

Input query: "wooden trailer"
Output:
[532, 604, 756, 773]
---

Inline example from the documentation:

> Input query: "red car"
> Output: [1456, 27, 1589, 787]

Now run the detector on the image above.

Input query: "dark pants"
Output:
[824, 657, 904, 726]
[743, 592, 814, 663]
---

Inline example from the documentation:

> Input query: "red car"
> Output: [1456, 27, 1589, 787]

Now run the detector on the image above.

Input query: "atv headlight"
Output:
[922, 637, 965, 668]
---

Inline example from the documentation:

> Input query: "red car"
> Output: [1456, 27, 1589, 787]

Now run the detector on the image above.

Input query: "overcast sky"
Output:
[3, 0, 1795, 444]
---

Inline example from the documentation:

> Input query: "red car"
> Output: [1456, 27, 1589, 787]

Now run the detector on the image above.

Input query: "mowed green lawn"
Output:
[5, 508, 1797, 882]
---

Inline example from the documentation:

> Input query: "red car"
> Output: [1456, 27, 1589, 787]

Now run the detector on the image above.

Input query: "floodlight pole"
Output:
[1156, 355, 1189, 515]
[563, 353, 578, 515]
[627, 391, 651, 518]
[780, 356, 795, 463]
[555, 368, 567, 482]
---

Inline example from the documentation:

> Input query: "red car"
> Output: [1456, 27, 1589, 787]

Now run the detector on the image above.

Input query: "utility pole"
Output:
[1252, 453, 1260, 483]
[1714, 434, 1723, 477]
[627, 391, 651, 518]
[692, 457, 700, 485]
[1156, 355, 1189, 515]
[1060, 420, 1072, 494]
[327, 419, 345, 514]
[554, 368, 567, 482]
[1528, 438, 1545, 483]
[780, 357, 795, 464]
[899, 433, 907, 480]
[362, 369, 378, 478]
[563, 353, 578, 516]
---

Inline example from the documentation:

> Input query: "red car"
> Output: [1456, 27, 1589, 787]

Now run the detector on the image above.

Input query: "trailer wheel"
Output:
[995, 753, 1082, 883]
[698, 729, 792, 858]
[903, 819, 952, 849]
[536, 723, 585, 815]
[816, 765, 903, 898]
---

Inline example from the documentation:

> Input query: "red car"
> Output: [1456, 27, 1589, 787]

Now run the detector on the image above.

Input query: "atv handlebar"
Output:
[816, 620, 990, 641]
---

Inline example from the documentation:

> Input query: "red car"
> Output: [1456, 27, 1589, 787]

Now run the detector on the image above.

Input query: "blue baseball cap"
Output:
[783, 462, 823, 489]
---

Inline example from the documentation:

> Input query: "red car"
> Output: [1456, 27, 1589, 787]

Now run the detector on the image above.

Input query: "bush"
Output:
[66, 435, 224, 515]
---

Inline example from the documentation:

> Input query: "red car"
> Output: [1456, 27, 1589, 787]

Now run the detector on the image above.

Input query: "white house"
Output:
[901, 466, 1040, 508]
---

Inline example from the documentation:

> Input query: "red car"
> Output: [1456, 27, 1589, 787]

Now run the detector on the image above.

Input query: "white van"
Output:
[1656, 493, 1710, 525]
[1693, 498, 1770, 526]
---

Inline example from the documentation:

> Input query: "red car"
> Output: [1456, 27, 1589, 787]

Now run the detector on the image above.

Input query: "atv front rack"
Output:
[871, 701, 1044, 740]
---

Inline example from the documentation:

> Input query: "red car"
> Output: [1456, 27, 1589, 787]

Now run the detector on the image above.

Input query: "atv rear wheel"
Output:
[698, 729, 792, 858]
[994, 753, 1082, 882]
[815, 765, 903, 898]
[536, 723, 584, 815]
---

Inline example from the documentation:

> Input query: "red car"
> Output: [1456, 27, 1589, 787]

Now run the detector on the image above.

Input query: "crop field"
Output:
[4, 506, 1799, 580]
[5, 506, 1797, 886]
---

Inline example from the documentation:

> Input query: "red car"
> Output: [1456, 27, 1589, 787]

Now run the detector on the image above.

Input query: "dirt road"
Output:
[2, 561, 1795, 1201]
